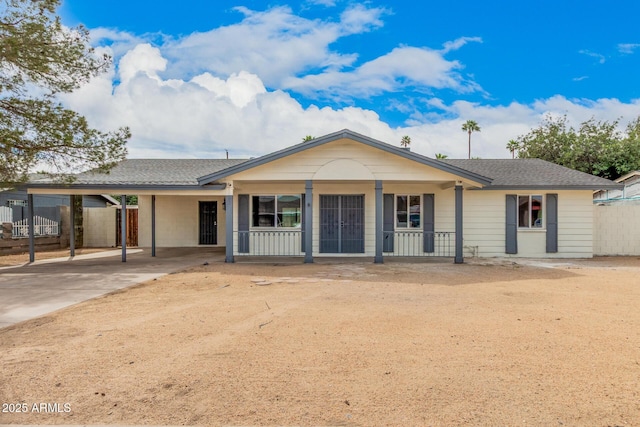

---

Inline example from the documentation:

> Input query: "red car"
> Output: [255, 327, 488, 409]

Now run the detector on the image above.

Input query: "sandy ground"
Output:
[1, 256, 639, 426]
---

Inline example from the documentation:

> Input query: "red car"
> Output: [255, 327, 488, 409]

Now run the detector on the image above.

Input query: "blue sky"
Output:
[59, 0, 640, 159]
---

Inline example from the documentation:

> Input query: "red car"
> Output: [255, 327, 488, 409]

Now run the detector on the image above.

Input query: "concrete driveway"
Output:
[0, 248, 224, 329]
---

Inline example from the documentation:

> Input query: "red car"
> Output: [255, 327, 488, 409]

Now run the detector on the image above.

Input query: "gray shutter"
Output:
[423, 194, 435, 253]
[546, 193, 558, 253]
[300, 193, 305, 253]
[505, 194, 518, 254]
[238, 194, 250, 253]
[383, 194, 394, 252]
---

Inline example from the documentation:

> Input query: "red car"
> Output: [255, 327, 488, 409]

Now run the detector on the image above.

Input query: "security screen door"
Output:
[199, 201, 217, 245]
[319, 195, 364, 253]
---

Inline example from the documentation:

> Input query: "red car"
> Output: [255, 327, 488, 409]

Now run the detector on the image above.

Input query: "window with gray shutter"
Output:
[423, 194, 435, 253]
[506, 194, 518, 254]
[238, 194, 250, 253]
[546, 194, 558, 253]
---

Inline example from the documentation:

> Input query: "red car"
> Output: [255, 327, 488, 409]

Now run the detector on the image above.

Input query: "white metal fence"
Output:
[0, 206, 12, 223]
[12, 216, 60, 238]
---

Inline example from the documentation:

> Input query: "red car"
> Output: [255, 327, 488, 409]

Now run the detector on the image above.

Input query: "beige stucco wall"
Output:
[593, 205, 640, 255]
[138, 195, 226, 247]
[83, 207, 117, 247]
[463, 190, 594, 258]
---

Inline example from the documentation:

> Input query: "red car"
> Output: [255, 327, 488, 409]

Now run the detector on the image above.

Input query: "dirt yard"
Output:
[1, 257, 639, 426]
[0, 248, 110, 267]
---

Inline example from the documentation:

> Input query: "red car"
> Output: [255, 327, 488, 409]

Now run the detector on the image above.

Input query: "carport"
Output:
[24, 158, 243, 262]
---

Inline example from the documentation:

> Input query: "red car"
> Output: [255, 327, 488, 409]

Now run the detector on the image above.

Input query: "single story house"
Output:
[25, 129, 622, 263]
[593, 170, 640, 205]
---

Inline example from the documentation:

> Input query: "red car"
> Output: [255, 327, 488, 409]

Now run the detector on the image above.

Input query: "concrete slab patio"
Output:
[0, 247, 224, 329]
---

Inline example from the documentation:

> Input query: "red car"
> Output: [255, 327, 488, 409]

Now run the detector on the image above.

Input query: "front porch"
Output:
[224, 179, 465, 264]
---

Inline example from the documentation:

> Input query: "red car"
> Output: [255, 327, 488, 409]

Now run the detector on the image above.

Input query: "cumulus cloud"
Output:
[282, 46, 482, 99]
[153, 5, 386, 87]
[61, 44, 640, 162]
[61, 5, 640, 163]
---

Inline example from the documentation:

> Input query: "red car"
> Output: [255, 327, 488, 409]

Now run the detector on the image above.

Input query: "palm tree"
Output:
[506, 139, 519, 159]
[435, 153, 448, 159]
[302, 135, 315, 142]
[400, 135, 411, 148]
[461, 120, 481, 159]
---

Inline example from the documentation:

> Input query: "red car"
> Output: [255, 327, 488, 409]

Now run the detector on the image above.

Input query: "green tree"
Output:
[302, 135, 315, 142]
[516, 114, 640, 180]
[435, 153, 448, 159]
[400, 135, 411, 148]
[461, 120, 481, 159]
[506, 139, 519, 159]
[0, 0, 129, 184]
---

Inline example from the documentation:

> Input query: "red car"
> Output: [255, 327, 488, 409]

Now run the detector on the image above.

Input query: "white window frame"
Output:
[250, 194, 302, 229]
[518, 194, 544, 229]
[7, 199, 27, 207]
[395, 194, 422, 230]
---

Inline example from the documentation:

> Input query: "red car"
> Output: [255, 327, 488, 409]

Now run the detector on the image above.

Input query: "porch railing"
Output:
[235, 230, 304, 256]
[383, 231, 455, 257]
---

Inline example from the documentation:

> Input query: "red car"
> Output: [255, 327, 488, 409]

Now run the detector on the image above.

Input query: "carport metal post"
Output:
[121, 195, 127, 262]
[69, 195, 75, 257]
[28, 193, 34, 263]
[151, 195, 156, 257]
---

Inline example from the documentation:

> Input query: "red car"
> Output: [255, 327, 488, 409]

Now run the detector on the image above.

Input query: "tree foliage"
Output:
[0, 0, 129, 184]
[515, 114, 640, 180]
[506, 139, 518, 159]
[461, 120, 480, 159]
[400, 135, 411, 148]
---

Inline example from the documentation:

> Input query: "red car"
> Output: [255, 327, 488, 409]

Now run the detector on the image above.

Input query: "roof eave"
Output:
[475, 184, 625, 191]
[25, 183, 228, 191]
[197, 129, 493, 186]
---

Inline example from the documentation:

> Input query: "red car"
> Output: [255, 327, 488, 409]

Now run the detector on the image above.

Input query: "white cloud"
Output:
[62, 6, 640, 164]
[306, 0, 337, 6]
[579, 49, 606, 64]
[441, 37, 482, 54]
[61, 44, 640, 163]
[155, 5, 385, 88]
[282, 46, 482, 99]
[118, 44, 167, 83]
[618, 43, 640, 54]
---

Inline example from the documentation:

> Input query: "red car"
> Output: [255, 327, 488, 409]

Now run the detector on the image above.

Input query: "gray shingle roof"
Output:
[442, 159, 622, 189]
[68, 159, 249, 186]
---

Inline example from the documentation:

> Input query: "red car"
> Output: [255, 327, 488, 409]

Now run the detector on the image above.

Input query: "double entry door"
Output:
[319, 195, 364, 253]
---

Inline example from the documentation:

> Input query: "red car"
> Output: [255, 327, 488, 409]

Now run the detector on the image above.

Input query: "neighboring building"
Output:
[26, 129, 622, 261]
[593, 171, 640, 205]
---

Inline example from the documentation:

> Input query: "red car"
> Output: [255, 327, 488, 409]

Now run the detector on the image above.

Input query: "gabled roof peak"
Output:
[197, 129, 492, 185]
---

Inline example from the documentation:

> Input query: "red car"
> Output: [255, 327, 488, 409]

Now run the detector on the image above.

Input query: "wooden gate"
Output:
[116, 208, 138, 247]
